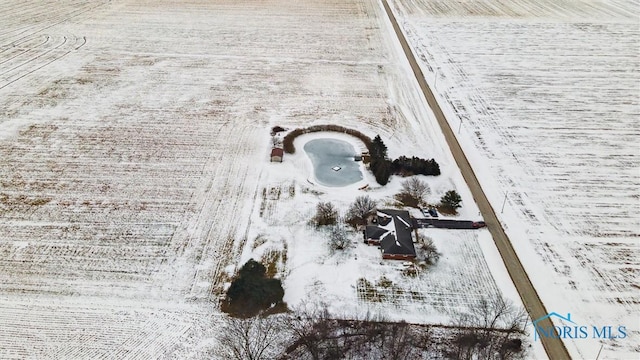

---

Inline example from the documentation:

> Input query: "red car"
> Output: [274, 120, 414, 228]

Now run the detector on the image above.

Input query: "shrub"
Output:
[271, 125, 286, 134]
[282, 125, 372, 154]
[420, 237, 441, 265]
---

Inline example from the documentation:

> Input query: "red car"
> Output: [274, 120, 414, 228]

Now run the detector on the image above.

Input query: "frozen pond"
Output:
[304, 138, 363, 187]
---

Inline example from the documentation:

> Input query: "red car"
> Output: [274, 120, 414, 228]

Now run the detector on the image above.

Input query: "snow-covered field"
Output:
[387, 0, 639, 358]
[0, 0, 529, 358]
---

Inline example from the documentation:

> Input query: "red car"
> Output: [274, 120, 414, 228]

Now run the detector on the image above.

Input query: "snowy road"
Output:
[380, 0, 569, 359]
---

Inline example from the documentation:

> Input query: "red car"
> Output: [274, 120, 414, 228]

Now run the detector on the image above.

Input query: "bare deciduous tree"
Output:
[396, 177, 430, 208]
[418, 236, 441, 265]
[377, 321, 418, 360]
[449, 297, 528, 360]
[345, 195, 377, 228]
[217, 315, 286, 360]
[329, 225, 351, 252]
[283, 303, 334, 360]
[312, 201, 338, 227]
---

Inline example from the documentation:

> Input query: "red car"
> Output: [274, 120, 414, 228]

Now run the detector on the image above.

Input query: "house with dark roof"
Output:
[363, 209, 416, 260]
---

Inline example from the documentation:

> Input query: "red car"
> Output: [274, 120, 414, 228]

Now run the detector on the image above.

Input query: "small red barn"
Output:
[271, 148, 284, 162]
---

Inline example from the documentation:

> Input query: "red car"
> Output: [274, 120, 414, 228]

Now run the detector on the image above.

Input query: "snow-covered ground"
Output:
[240, 128, 544, 355]
[0, 0, 566, 358]
[387, 0, 640, 358]
[243, 131, 498, 319]
[0, 0, 521, 358]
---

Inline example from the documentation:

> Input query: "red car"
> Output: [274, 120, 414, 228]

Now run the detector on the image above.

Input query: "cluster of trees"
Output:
[312, 195, 377, 230]
[217, 305, 432, 360]
[369, 135, 440, 185]
[282, 307, 431, 360]
[391, 156, 440, 177]
[309, 195, 397, 257]
[449, 298, 528, 360]
[224, 259, 285, 317]
[394, 178, 462, 214]
[311, 196, 378, 252]
[216, 299, 529, 360]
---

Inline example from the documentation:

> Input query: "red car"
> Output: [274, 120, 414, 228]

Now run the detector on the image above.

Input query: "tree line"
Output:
[369, 135, 440, 185]
[216, 298, 529, 360]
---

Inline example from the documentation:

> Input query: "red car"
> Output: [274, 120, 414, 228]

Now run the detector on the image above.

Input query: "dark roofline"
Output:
[365, 225, 387, 240]
[377, 209, 415, 256]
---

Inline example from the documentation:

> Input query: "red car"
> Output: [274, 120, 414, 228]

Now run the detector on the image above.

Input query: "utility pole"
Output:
[434, 70, 437, 91]
[501, 191, 508, 213]
[458, 118, 462, 134]
[595, 344, 604, 360]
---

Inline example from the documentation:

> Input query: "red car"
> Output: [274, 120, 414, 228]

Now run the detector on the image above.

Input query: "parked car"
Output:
[471, 221, 486, 229]
[428, 208, 438, 217]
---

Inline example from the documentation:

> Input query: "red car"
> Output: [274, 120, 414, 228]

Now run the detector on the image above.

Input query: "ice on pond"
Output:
[304, 138, 363, 187]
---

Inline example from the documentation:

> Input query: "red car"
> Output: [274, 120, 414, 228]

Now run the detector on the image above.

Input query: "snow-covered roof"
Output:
[373, 209, 416, 257]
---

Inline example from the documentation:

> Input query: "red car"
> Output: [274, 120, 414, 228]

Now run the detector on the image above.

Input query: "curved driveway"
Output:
[379, 1, 571, 359]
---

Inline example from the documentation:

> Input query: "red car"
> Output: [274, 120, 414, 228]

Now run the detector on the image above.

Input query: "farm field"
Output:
[387, 0, 640, 358]
[0, 0, 530, 358]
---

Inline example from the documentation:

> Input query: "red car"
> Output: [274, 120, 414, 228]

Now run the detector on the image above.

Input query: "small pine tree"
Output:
[440, 190, 462, 210]
[371, 135, 388, 159]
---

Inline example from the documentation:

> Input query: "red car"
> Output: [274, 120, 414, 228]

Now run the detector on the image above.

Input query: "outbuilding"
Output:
[270, 148, 284, 162]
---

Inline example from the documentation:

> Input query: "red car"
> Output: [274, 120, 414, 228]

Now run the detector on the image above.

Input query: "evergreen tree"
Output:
[440, 190, 462, 209]
[371, 135, 388, 159]
[374, 159, 392, 185]
[225, 259, 284, 317]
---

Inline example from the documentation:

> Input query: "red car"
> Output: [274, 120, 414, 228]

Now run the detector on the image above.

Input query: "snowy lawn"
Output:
[240, 131, 518, 329]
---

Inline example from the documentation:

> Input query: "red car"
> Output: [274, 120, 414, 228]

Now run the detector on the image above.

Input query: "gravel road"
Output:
[379, 0, 572, 358]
